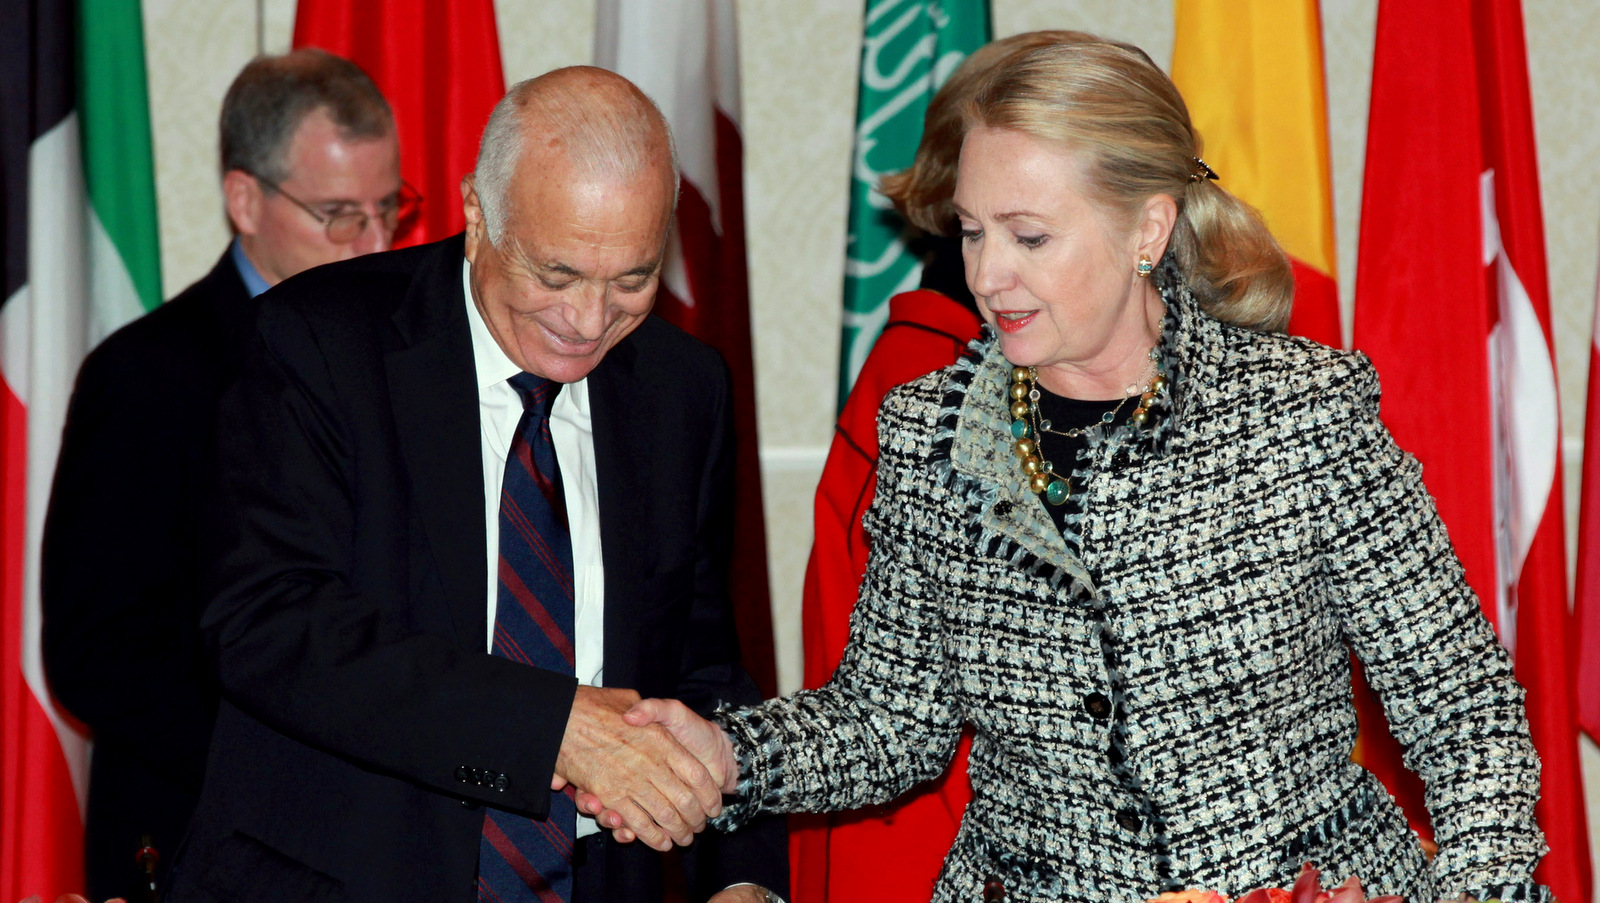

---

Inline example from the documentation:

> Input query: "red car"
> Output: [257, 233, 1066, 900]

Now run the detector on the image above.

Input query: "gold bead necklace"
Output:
[1005, 349, 1166, 506]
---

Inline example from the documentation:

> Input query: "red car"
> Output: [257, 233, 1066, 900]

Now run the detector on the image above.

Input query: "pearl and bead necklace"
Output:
[1005, 351, 1167, 505]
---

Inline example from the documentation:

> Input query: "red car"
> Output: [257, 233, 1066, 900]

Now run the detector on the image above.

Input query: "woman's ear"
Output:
[1136, 193, 1179, 264]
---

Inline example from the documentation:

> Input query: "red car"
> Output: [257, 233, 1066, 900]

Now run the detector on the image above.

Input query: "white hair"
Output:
[474, 69, 681, 244]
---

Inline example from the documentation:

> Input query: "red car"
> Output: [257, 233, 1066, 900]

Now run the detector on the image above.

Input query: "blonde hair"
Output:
[882, 31, 1101, 236]
[962, 39, 1293, 332]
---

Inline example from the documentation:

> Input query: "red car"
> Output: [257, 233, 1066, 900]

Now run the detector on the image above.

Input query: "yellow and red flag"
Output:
[1171, 0, 1341, 347]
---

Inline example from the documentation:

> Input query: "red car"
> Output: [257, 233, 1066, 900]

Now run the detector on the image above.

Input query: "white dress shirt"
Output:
[464, 260, 604, 837]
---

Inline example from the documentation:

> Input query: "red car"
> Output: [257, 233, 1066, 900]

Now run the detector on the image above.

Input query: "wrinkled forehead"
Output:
[501, 174, 672, 274]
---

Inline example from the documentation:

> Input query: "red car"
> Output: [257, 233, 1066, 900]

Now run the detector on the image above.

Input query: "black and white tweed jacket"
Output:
[716, 281, 1550, 903]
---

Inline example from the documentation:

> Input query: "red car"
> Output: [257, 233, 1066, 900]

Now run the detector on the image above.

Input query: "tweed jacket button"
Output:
[1116, 811, 1143, 832]
[993, 500, 1013, 517]
[983, 876, 1006, 901]
[1084, 692, 1112, 720]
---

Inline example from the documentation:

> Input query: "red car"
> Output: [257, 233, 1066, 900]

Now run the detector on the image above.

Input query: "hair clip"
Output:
[1189, 157, 1219, 182]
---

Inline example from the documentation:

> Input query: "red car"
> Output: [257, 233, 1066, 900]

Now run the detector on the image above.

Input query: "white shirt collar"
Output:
[463, 257, 524, 391]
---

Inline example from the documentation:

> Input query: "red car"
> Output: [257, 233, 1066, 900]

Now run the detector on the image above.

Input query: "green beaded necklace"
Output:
[1005, 351, 1167, 506]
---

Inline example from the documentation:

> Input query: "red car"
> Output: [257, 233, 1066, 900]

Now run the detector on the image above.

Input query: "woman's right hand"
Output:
[573, 698, 739, 844]
[621, 698, 739, 794]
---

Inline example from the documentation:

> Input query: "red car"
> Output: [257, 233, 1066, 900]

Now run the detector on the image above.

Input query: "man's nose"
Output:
[563, 284, 611, 340]
[353, 215, 392, 255]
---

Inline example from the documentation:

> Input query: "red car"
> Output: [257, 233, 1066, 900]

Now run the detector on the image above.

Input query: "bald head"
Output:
[473, 66, 678, 244]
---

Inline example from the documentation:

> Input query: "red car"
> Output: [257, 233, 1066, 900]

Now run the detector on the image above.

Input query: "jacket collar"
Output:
[942, 270, 1219, 483]
[929, 273, 1221, 591]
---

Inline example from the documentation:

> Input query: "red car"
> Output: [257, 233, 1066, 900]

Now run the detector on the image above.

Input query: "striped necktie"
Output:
[478, 372, 576, 903]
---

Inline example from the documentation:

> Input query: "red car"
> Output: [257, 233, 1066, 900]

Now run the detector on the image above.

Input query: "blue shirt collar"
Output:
[229, 237, 272, 298]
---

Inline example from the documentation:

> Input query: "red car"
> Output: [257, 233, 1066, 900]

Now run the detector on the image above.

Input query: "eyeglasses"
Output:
[250, 172, 422, 244]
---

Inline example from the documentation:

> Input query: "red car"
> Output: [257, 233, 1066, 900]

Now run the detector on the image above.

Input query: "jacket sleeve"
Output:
[41, 340, 217, 790]
[715, 382, 965, 829]
[1320, 354, 1551, 903]
[801, 313, 976, 692]
[203, 301, 576, 818]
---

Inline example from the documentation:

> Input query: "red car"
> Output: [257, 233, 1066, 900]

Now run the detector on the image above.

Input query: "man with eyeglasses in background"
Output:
[40, 47, 404, 903]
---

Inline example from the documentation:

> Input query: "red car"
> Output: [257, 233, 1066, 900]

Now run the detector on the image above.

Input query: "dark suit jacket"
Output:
[168, 235, 786, 903]
[41, 250, 253, 901]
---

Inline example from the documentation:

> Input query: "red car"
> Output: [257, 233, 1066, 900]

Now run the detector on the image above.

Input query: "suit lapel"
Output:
[586, 332, 651, 690]
[384, 236, 488, 651]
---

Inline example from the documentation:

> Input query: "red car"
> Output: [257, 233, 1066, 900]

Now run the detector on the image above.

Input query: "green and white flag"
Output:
[82, 0, 164, 327]
[837, 0, 989, 409]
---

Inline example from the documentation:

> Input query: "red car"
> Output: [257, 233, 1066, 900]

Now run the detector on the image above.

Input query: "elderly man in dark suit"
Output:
[41, 48, 402, 902]
[165, 67, 786, 903]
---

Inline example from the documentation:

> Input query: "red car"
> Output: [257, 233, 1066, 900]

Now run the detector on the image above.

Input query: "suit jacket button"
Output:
[1084, 692, 1112, 720]
[1116, 811, 1143, 832]
[983, 876, 1005, 901]
[993, 501, 1013, 517]
[494, 774, 509, 792]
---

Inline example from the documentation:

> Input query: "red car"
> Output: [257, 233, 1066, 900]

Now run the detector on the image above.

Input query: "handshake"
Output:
[553, 686, 738, 852]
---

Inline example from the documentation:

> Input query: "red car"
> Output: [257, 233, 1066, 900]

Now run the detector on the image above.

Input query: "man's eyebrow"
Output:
[309, 193, 400, 211]
[530, 260, 658, 280]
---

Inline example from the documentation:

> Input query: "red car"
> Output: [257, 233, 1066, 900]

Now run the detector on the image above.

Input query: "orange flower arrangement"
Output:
[1147, 863, 1405, 903]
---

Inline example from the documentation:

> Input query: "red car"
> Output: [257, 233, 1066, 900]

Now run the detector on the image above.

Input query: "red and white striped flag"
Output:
[594, 0, 777, 698]
[1352, 1, 1591, 899]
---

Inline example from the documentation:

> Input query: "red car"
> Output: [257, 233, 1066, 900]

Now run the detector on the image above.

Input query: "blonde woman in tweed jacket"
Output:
[597, 38, 1551, 903]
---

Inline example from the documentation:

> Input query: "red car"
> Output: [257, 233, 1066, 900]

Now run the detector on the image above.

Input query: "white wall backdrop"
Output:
[139, 2, 1600, 888]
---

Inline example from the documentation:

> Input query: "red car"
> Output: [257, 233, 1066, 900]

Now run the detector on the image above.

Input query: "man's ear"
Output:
[461, 174, 484, 263]
[223, 169, 262, 236]
[1135, 193, 1179, 266]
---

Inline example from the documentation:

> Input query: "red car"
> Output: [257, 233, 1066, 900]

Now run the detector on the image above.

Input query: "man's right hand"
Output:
[552, 686, 723, 851]
[623, 697, 738, 794]
[574, 697, 741, 845]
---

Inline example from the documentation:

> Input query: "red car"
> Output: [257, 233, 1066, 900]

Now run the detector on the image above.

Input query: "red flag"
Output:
[293, 0, 505, 247]
[1580, 275, 1600, 741]
[594, 0, 776, 698]
[1352, 2, 1592, 900]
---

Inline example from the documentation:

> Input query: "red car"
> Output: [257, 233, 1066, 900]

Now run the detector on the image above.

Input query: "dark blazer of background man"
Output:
[40, 48, 402, 902]
[166, 67, 786, 903]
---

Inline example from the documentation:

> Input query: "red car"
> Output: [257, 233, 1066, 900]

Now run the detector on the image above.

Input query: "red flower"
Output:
[1147, 863, 1406, 903]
